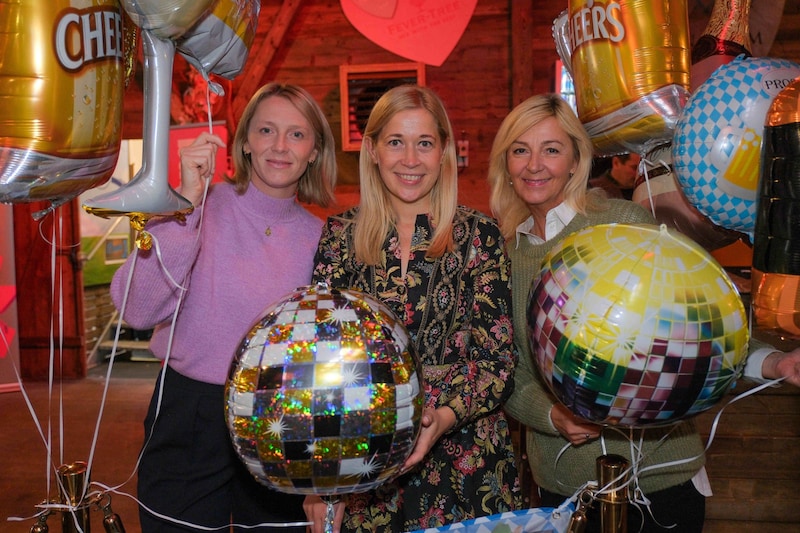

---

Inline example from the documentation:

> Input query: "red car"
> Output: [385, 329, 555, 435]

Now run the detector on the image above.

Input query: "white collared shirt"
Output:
[514, 203, 577, 248]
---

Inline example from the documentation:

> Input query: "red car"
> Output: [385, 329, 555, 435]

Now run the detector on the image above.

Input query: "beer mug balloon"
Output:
[0, 0, 126, 217]
[552, 0, 691, 156]
[528, 224, 749, 427]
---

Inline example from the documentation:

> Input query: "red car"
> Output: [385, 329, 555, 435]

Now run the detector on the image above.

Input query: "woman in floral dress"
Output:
[304, 85, 521, 532]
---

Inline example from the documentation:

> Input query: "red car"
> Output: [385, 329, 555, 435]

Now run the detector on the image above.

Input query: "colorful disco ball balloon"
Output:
[672, 55, 800, 239]
[527, 223, 749, 428]
[225, 283, 424, 496]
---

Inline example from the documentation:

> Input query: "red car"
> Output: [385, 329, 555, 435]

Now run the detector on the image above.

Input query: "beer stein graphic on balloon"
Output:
[0, 0, 127, 216]
[708, 125, 762, 203]
[672, 55, 800, 238]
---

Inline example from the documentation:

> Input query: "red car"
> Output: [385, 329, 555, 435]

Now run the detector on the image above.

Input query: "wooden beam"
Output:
[13, 200, 87, 379]
[232, 0, 303, 119]
[510, 0, 534, 107]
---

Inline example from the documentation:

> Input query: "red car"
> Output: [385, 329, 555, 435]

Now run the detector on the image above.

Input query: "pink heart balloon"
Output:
[350, 0, 396, 19]
[341, 0, 476, 66]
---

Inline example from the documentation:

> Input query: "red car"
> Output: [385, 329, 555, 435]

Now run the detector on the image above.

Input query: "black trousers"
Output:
[137, 366, 307, 532]
[539, 479, 705, 533]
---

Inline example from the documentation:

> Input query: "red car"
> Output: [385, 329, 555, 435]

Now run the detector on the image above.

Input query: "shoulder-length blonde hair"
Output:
[228, 82, 336, 207]
[354, 85, 458, 265]
[488, 93, 599, 241]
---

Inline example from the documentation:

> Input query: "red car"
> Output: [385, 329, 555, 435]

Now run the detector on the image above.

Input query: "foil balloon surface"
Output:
[751, 77, 800, 339]
[690, 0, 752, 90]
[527, 223, 749, 428]
[83, 29, 194, 243]
[552, 0, 691, 156]
[176, 0, 260, 80]
[84, 1, 258, 239]
[0, 0, 126, 214]
[672, 56, 800, 239]
[119, 0, 215, 40]
[633, 143, 744, 251]
[226, 284, 424, 496]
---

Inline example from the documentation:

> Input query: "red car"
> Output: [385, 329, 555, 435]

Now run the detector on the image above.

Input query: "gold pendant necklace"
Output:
[265, 227, 272, 236]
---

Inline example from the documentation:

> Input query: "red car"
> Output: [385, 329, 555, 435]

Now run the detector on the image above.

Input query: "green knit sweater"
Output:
[504, 198, 707, 497]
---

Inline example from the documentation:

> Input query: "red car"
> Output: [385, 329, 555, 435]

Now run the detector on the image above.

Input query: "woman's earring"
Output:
[308, 159, 315, 167]
[243, 149, 251, 162]
[568, 171, 574, 178]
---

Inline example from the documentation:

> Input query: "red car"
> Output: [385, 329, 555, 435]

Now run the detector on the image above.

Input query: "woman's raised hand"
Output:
[178, 132, 226, 206]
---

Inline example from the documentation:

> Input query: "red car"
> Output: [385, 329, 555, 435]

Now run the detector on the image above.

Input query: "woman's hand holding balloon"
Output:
[303, 495, 345, 533]
[178, 132, 225, 206]
[550, 403, 602, 446]
[401, 406, 456, 472]
[762, 348, 800, 388]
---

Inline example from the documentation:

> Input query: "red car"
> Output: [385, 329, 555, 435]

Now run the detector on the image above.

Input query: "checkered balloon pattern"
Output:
[527, 224, 749, 428]
[672, 56, 800, 238]
[226, 283, 424, 496]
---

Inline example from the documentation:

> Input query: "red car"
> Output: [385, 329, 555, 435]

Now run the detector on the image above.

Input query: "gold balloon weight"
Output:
[26, 462, 127, 533]
[57, 462, 91, 533]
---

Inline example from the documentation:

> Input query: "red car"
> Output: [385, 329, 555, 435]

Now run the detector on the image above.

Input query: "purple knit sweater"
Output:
[110, 182, 324, 384]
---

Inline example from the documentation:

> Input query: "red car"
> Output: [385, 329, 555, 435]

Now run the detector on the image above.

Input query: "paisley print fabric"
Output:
[312, 206, 521, 532]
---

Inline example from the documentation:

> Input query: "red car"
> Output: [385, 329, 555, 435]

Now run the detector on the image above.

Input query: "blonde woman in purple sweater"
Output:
[110, 83, 336, 532]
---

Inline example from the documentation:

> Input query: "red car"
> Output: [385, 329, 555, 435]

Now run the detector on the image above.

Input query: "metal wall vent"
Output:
[339, 63, 426, 151]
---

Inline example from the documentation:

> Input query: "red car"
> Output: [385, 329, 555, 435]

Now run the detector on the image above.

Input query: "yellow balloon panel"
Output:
[0, 0, 125, 206]
[0, 0, 123, 156]
[569, 0, 690, 121]
[558, 0, 690, 155]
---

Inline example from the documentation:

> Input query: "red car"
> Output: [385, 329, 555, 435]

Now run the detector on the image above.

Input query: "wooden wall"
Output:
[122, 1, 563, 216]
[12, 201, 86, 379]
[695, 324, 800, 532]
[114, 1, 800, 530]
[121, 0, 800, 217]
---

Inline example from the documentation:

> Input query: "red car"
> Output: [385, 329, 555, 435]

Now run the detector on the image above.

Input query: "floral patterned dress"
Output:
[312, 206, 521, 532]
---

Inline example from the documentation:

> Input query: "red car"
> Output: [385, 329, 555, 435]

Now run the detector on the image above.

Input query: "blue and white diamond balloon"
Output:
[672, 56, 800, 238]
[225, 283, 424, 496]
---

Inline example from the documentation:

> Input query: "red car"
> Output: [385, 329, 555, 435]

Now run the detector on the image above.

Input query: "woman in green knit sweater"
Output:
[488, 93, 800, 532]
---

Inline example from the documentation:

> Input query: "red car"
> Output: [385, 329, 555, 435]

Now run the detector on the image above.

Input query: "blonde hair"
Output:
[353, 85, 458, 265]
[488, 93, 599, 241]
[228, 82, 336, 207]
